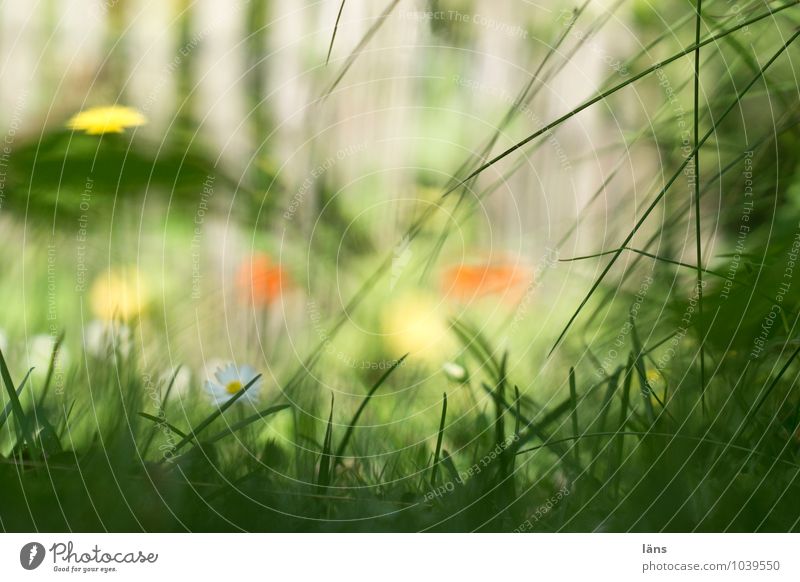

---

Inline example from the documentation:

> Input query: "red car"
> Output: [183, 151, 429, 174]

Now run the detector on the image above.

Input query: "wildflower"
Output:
[442, 361, 467, 382]
[205, 362, 262, 404]
[382, 292, 455, 365]
[441, 262, 532, 303]
[646, 369, 663, 385]
[0, 328, 7, 356]
[84, 320, 132, 358]
[236, 253, 290, 307]
[67, 105, 146, 135]
[28, 334, 70, 377]
[90, 267, 149, 321]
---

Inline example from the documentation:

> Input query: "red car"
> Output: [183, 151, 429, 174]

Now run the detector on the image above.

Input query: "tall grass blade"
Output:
[743, 341, 800, 432]
[549, 28, 800, 354]
[430, 392, 448, 488]
[569, 367, 580, 462]
[0, 350, 38, 460]
[39, 331, 65, 405]
[325, 0, 346, 65]
[138, 413, 189, 440]
[166, 373, 262, 458]
[332, 354, 407, 466]
[321, 0, 401, 98]
[591, 369, 620, 462]
[612, 354, 635, 494]
[203, 404, 290, 445]
[693, 0, 707, 412]
[442, 2, 798, 200]
[630, 321, 656, 424]
[0, 367, 33, 430]
[317, 393, 335, 489]
[142, 365, 184, 456]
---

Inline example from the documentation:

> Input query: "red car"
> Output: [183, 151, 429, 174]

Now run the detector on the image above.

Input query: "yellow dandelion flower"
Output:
[382, 292, 455, 365]
[90, 267, 149, 322]
[67, 105, 146, 135]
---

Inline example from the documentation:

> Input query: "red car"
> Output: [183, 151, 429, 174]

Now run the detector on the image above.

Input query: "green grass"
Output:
[1, 1, 800, 532]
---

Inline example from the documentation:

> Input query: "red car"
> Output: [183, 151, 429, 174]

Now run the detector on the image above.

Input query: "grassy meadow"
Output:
[1, 0, 800, 532]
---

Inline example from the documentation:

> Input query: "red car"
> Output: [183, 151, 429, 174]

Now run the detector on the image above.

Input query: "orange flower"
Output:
[236, 254, 290, 306]
[441, 262, 532, 303]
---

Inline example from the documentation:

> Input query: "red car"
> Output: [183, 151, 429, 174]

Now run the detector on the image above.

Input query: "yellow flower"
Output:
[90, 267, 149, 321]
[382, 292, 455, 365]
[67, 105, 146, 135]
[646, 369, 663, 385]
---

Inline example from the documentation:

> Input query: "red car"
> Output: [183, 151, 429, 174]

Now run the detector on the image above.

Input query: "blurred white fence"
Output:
[0, 0, 636, 260]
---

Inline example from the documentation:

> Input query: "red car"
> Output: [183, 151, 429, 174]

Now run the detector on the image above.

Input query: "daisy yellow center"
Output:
[225, 380, 243, 394]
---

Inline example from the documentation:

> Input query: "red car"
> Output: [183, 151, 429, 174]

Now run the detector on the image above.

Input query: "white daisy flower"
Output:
[0, 328, 8, 356]
[203, 358, 224, 380]
[84, 320, 133, 358]
[205, 362, 262, 405]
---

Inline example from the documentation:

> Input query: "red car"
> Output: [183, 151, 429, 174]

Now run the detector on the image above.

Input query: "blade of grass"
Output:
[203, 404, 290, 445]
[430, 392, 448, 487]
[570, 113, 800, 337]
[0, 350, 38, 460]
[559, 244, 786, 309]
[320, 0, 401, 99]
[591, 369, 620, 462]
[631, 321, 657, 424]
[693, 0, 707, 413]
[325, 0, 347, 65]
[442, 1, 799, 200]
[440, 450, 459, 487]
[549, 29, 800, 355]
[30, 408, 62, 456]
[740, 340, 800, 436]
[420, 1, 596, 277]
[509, 385, 522, 475]
[332, 354, 407, 466]
[515, 430, 800, 466]
[160, 365, 181, 407]
[317, 393, 335, 489]
[450, 318, 502, 379]
[612, 354, 635, 494]
[275, 1, 798, 406]
[494, 353, 508, 450]
[56, 400, 75, 440]
[0, 367, 33, 430]
[164, 373, 262, 459]
[142, 365, 184, 456]
[39, 331, 65, 405]
[138, 412, 189, 440]
[569, 367, 580, 462]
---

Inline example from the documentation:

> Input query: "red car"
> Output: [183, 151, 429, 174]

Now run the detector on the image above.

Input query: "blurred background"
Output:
[2, 0, 800, 531]
[0, 0, 640, 389]
[0, 0, 664, 374]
